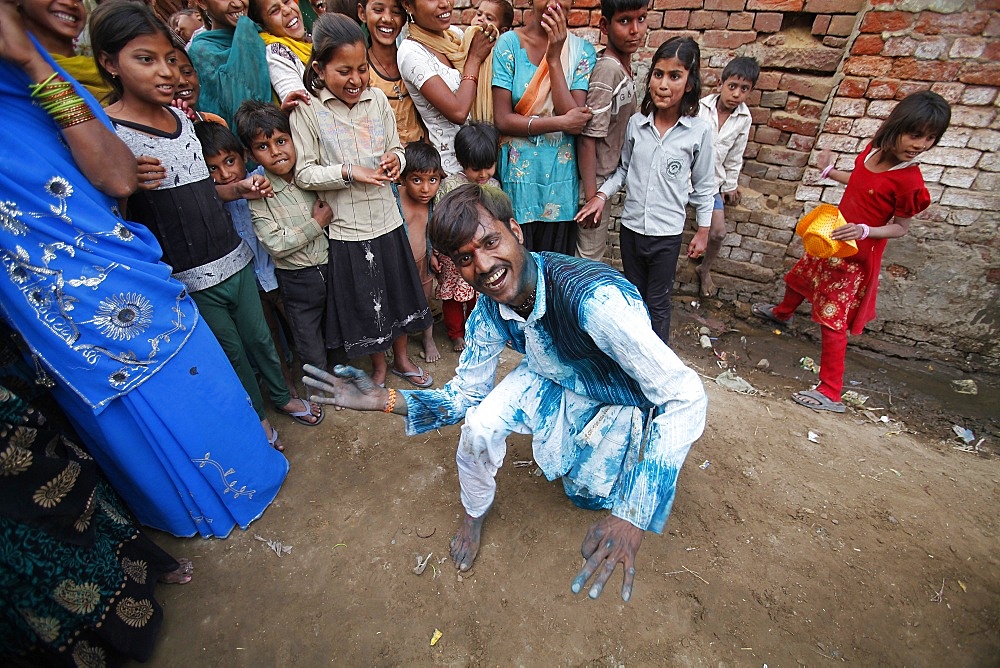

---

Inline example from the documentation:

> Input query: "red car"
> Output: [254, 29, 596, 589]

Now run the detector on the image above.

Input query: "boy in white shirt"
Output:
[695, 56, 759, 296]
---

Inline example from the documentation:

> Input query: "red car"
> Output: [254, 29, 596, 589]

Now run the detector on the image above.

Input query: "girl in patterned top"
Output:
[93, 1, 323, 451]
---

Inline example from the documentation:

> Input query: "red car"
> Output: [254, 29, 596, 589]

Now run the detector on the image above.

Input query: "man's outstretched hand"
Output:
[303, 364, 391, 413]
[571, 515, 643, 602]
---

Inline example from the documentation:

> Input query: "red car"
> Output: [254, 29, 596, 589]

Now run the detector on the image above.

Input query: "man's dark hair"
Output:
[429, 183, 515, 257]
[600, 0, 647, 22]
[194, 121, 244, 158]
[234, 99, 292, 149]
[720, 56, 760, 86]
[401, 141, 444, 177]
[455, 122, 500, 171]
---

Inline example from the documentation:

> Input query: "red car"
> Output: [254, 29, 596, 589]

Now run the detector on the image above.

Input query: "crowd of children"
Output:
[30, 0, 952, 446]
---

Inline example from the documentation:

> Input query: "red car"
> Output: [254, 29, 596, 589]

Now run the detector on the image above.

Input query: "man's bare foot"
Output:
[451, 336, 466, 352]
[450, 513, 485, 571]
[159, 558, 194, 584]
[696, 266, 717, 297]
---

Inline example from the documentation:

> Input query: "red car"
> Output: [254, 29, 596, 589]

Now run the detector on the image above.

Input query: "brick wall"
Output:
[457, 0, 997, 368]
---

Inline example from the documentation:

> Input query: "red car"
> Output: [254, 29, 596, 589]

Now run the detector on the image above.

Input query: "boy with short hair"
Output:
[695, 55, 759, 296]
[471, 0, 514, 33]
[195, 121, 306, 407]
[233, 100, 339, 374]
[396, 142, 445, 365]
[574, 0, 648, 262]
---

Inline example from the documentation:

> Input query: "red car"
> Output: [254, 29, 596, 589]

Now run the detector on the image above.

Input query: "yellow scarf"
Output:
[52, 53, 113, 104]
[260, 32, 312, 64]
[406, 24, 493, 123]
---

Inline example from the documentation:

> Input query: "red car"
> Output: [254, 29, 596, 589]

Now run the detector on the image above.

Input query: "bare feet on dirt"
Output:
[450, 513, 485, 571]
[451, 336, 466, 352]
[696, 266, 716, 297]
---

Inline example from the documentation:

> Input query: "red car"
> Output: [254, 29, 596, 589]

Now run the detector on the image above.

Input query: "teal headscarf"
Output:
[188, 16, 272, 128]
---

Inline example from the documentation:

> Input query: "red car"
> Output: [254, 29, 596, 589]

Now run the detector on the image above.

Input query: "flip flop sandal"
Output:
[752, 302, 793, 326]
[280, 398, 324, 427]
[792, 389, 846, 413]
[267, 427, 285, 452]
[391, 365, 433, 388]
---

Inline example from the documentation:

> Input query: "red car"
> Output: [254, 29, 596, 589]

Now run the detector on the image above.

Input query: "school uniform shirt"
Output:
[290, 85, 407, 242]
[697, 93, 752, 194]
[599, 112, 716, 235]
[249, 171, 329, 271]
[581, 54, 637, 179]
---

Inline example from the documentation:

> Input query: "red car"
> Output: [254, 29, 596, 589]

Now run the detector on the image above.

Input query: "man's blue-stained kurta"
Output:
[401, 252, 707, 533]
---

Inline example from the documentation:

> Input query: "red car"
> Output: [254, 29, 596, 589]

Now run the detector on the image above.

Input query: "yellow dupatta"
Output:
[406, 24, 493, 123]
[260, 32, 312, 64]
[52, 53, 113, 103]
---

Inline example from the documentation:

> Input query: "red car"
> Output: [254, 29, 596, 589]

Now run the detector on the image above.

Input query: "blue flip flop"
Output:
[391, 365, 433, 388]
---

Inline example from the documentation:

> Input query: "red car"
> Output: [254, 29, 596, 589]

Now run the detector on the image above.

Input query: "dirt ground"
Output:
[148, 300, 999, 667]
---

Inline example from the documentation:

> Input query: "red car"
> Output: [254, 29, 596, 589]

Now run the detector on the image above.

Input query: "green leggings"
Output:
[191, 264, 291, 420]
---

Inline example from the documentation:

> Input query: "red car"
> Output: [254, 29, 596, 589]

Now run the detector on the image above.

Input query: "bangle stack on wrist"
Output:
[344, 163, 354, 184]
[382, 387, 397, 413]
[461, 74, 478, 84]
[30, 72, 95, 129]
[820, 164, 834, 180]
[594, 192, 607, 201]
[857, 223, 870, 240]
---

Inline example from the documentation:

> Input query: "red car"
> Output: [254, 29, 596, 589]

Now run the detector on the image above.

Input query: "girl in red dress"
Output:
[754, 91, 951, 413]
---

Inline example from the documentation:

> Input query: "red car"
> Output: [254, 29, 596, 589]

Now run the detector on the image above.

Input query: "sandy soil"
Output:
[148, 304, 999, 667]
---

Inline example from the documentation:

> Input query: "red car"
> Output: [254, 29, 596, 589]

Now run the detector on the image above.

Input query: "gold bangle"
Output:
[461, 74, 478, 83]
[382, 387, 397, 413]
[59, 110, 96, 129]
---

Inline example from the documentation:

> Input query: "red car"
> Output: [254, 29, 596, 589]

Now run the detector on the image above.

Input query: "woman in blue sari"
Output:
[0, 0, 288, 539]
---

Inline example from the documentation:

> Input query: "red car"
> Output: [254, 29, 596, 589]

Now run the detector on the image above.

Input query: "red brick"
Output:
[804, 0, 863, 10]
[646, 29, 699, 48]
[860, 11, 914, 33]
[661, 10, 690, 27]
[798, 100, 825, 119]
[573, 0, 601, 7]
[754, 12, 783, 32]
[830, 97, 867, 117]
[787, 133, 816, 151]
[882, 36, 917, 56]
[851, 34, 885, 55]
[728, 12, 755, 30]
[837, 76, 869, 98]
[768, 112, 821, 136]
[985, 41, 1000, 60]
[651, 0, 701, 8]
[757, 145, 810, 167]
[843, 55, 892, 77]
[567, 8, 591, 26]
[823, 117, 854, 133]
[894, 81, 931, 98]
[889, 58, 963, 82]
[930, 82, 965, 104]
[746, 0, 803, 9]
[645, 10, 664, 29]
[986, 14, 1000, 37]
[750, 107, 771, 124]
[827, 14, 857, 36]
[746, 90, 762, 106]
[754, 126, 782, 144]
[780, 73, 836, 101]
[756, 71, 782, 91]
[958, 61, 1000, 85]
[704, 0, 746, 9]
[688, 10, 729, 29]
[949, 37, 986, 59]
[811, 14, 831, 35]
[785, 95, 800, 113]
[866, 78, 900, 99]
[701, 30, 758, 48]
[915, 11, 991, 35]
[823, 36, 848, 48]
